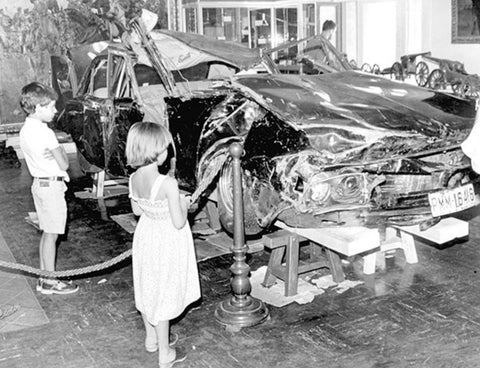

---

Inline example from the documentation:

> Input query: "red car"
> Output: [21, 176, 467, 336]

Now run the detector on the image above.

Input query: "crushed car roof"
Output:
[69, 29, 267, 81]
[153, 30, 266, 71]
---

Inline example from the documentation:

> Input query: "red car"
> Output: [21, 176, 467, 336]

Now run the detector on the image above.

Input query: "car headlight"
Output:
[304, 170, 368, 205]
[304, 173, 331, 204]
[331, 170, 367, 204]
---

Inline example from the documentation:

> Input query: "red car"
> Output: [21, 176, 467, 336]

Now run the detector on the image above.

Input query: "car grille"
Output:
[371, 170, 468, 210]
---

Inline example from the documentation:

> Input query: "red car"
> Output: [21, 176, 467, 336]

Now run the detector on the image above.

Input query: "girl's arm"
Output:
[164, 177, 189, 229]
[131, 198, 144, 216]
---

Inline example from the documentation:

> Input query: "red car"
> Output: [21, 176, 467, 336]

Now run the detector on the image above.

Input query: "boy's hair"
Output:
[19, 82, 57, 115]
[126, 122, 173, 168]
[322, 20, 336, 32]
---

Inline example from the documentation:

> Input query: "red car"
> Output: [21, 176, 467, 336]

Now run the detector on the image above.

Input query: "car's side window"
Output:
[90, 59, 108, 98]
[87, 59, 107, 98]
[207, 62, 237, 79]
[134, 64, 163, 86]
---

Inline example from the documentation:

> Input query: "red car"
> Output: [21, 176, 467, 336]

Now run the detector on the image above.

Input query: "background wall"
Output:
[422, 0, 480, 75]
[344, 0, 478, 74]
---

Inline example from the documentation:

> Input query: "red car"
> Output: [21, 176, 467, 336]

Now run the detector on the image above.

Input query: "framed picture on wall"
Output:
[452, 0, 480, 43]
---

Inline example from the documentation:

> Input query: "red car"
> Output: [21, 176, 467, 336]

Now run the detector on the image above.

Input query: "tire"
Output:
[428, 69, 446, 90]
[361, 63, 372, 73]
[217, 162, 263, 235]
[451, 81, 463, 97]
[415, 61, 429, 87]
[461, 80, 479, 98]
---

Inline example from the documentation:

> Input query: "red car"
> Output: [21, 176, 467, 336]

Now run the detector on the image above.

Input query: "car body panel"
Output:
[233, 72, 474, 161]
[56, 17, 478, 233]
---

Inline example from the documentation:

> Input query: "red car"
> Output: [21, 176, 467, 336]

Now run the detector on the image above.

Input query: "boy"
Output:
[19, 82, 78, 295]
[320, 20, 336, 42]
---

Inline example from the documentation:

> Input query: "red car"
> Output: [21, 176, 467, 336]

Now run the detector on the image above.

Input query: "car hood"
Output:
[234, 71, 476, 160]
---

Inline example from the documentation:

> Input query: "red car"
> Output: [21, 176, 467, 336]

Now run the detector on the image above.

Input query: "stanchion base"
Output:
[214, 296, 269, 330]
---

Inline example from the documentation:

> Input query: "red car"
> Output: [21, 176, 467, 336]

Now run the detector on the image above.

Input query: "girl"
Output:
[126, 122, 201, 367]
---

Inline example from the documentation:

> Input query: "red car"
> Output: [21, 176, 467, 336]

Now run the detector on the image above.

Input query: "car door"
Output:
[101, 48, 145, 176]
[58, 49, 144, 177]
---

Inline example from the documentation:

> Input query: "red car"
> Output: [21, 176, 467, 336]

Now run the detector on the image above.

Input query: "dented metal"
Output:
[55, 18, 478, 234]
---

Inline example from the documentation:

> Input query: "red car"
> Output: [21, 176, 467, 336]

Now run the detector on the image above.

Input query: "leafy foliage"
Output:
[0, 0, 168, 55]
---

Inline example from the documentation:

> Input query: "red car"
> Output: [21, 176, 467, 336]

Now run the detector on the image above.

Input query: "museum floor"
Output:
[2, 158, 480, 368]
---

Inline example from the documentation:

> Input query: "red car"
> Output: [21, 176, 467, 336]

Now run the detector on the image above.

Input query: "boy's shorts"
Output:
[31, 179, 67, 234]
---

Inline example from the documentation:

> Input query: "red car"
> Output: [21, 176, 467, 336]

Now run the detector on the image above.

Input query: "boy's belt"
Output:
[35, 176, 65, 181]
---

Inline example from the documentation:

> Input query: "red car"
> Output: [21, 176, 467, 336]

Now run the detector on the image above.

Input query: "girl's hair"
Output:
[19, 82, 58, 114]
[126, 122, 173, 168]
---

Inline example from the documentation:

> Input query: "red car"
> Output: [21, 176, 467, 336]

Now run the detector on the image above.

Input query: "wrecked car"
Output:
[56, 17, 478, 235]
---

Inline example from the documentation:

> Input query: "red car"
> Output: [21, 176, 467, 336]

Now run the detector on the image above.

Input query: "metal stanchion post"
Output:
[214, 143, 269, 331]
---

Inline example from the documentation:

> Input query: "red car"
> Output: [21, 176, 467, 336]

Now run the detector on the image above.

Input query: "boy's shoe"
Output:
[36, 279, 79, 295]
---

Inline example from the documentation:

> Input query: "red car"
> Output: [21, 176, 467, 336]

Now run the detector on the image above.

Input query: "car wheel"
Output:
[217, 162, 263, 235]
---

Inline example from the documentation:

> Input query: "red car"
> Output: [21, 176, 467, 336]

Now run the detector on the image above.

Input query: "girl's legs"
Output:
[141, 313, 157, 351]
[155, 320, 176, 364]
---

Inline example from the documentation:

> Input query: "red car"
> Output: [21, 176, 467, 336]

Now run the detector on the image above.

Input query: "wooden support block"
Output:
[262, 229, 346, 296]
[363, 229, 416, 275]
[325, 248, 345, 283]
[275, 221, 380, 257]
[90, 170, 129, 198]
[263, 229, 306, 249]
[399, 231, 418, 264]
[285, 235, 300, 296]
[262, 247, 285, 288]
[393, 217, 469, 244]
[363, 253, 377, 275]
[362, 218, 468, 275]
[92, 170, 105, 198]
[205, 200, 222, 232]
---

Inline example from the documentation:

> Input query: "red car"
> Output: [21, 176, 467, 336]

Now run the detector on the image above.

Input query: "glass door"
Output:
[184, 7, 197, 33]
[317, 2, 341, 49]
[250, 9, 271, 49]
[303, 4, 316, 38]
[275, 7, 298, 61]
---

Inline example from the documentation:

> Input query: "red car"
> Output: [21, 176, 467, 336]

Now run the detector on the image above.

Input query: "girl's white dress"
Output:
[129, 174, 201, 324]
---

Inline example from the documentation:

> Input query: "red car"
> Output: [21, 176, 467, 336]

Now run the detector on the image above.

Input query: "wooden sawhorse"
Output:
[363, 217, 469, 274]
[262, 230, 345, 297]
[263, 224, 381, 296]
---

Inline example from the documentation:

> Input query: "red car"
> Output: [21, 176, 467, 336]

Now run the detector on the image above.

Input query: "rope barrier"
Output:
[0, 152, 230, 278]
[0, 250, 132, 278]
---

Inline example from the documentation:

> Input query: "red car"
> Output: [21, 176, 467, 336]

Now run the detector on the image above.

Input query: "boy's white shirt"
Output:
[19, 116, 69, 180]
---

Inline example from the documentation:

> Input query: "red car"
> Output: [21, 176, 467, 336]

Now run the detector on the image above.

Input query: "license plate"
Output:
[428, 184, 476, 217]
